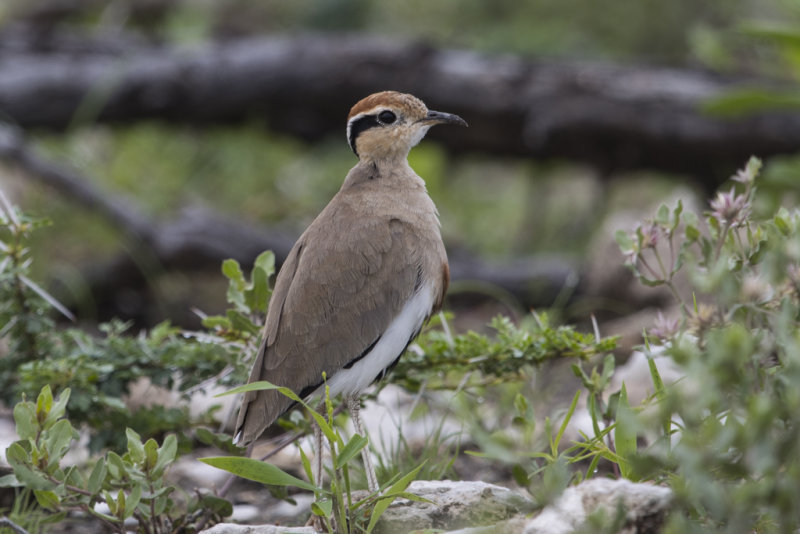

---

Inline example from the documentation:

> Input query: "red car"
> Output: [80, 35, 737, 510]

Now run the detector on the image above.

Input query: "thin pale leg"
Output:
[347, 396, 379, 493]
[305, 423, 326, 531]
[313, 422, 323, 488]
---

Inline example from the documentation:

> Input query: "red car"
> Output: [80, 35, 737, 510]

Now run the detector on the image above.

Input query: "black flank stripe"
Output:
[348, 115, 380, 157]
[376, 326, 423, 382]
[344, 335, 382, 369]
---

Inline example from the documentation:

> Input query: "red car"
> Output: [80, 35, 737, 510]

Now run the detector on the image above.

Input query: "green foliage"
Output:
[204, 381, 425, 534]
[201, 251, 275, 339]
[0, 195, 255, 451]
[13, 154, 800, 532]
[615, 157, 800, 532]
[1, 386, 230, 533]
[396, 313, 617, 392]
[0, 195, 60, 404]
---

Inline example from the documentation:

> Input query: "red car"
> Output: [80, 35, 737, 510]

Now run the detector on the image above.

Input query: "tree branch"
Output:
[1, 29, 799, 182]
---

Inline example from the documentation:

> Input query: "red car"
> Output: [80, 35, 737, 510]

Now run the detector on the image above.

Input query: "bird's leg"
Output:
[313, 422, 324, 488]
[347, 396, 380, 493]
[305, 422, 327, 532]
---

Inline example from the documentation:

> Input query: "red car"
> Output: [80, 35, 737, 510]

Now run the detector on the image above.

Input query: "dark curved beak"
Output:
[421, 110, 468, 127]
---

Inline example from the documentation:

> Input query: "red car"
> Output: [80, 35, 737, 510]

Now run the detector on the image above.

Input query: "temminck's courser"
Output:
[235, 91, 467, 491]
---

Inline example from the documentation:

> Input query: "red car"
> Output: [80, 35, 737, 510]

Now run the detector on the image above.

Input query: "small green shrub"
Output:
[1, 385, 232, 533]
[0, 195, 271, 451]
[615, 156, 800, 532]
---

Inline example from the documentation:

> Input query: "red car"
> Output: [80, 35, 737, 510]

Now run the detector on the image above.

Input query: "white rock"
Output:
[201, 525, 316, 534]
[377, 479, 535, 532]
[524, 478, 672, 534]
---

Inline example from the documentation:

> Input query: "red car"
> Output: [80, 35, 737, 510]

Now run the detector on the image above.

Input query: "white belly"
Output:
[319, 285, 435, 400]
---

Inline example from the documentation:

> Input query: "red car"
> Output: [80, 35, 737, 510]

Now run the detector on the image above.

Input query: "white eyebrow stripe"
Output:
[347, 106, 385, 125]
[346, 107, 388, 150]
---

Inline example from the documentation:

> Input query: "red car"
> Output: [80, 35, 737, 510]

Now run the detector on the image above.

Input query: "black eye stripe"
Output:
[348, 115, 380, 156]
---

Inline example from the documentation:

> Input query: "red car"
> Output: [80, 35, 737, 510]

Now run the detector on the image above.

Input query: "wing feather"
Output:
[235, 196, 424, 444]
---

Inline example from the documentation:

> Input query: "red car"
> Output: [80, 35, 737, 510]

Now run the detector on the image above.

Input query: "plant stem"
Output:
[714, 220, 731, 262]
[9, 233, 38, 361]
[0, 517, 29, 534]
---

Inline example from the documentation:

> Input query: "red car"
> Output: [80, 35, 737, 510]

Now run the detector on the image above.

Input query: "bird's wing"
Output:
[235, 198, 424, 443]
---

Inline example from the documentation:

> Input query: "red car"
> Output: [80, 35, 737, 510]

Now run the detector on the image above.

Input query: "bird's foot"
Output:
[305, 513, 327, 533]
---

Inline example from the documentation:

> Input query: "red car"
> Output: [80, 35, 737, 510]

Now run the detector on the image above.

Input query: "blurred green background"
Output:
[3, 0, 800, 327]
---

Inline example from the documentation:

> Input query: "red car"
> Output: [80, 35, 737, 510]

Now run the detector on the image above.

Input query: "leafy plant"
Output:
[202, 381, 427, 534]
[0, 192, 265, 451]
[395, 313, 617, 393]
[612, 156, 800, 532]
[1, 385, 231, 533]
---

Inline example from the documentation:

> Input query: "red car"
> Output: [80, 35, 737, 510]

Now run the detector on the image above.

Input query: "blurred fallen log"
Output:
[1, 28, 799, 183]
[0, 124, 580, 322]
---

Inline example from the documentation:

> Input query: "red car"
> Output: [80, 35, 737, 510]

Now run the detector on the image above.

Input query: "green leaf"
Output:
[218, 381, 285, 397]
[116, 489, 126, 519]
[514, 393, 533, 422]
[199, 456, 318, 491]
[223, 259, 247, 309]
[126, 428, 145, 464]
[253, 250, 276, 278]
[226, 309, 260, 335]
[311, 498, 333, 518]
[614, 383, 637, 480]
[123, 486, 142, 520]
[614, 230, 633, 252]
[671, 200, 684, 231]
[88, 459, 107, 494]
[336, 434, 369, 468]
[656, 204, 670, 226]
[511, 464, 529, 486]
[43, 388, 71, 429]
[5, 442, 29, 466]
[103, 490, 117, 516]
[141, 439, 157, 471]
[199, 494, 233, 517]
[246, 264, 270, 313]
[11, 463, 55, 491]
[106, 452, 126, 481]
[36, 385, 54, 423]
[647, 358, 670, 440]
[63, 465, 84, 488]
[246, 251, 275, 313]
[45, 419, 75, 469]
[383, 491, 431, 503]
[222, 258, 245, 284]
[201, 315, 232, 330]
[217, 381, 337, 443]
[13, 401, 37, 441]
[774, 207, 792, 236]
[366, 462, 427, 534]
[553, 390, 581, 453]
[153, 434, 178, 477]
[154, 494, 169, 516]
[298, 445, 315, 487]
[34, 489, 61, 511]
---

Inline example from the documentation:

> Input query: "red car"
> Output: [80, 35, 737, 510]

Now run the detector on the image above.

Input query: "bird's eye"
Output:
[378, 110, 396, 124]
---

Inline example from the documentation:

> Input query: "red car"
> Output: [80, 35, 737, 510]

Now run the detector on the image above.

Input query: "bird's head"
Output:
[346, 91, 467, 163]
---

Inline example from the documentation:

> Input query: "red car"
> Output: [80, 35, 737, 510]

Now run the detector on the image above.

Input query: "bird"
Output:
[234, 90, 466, 492]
